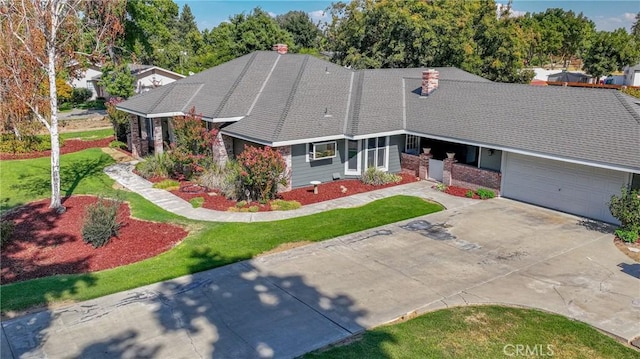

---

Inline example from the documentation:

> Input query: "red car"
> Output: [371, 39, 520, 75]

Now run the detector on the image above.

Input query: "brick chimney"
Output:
[273, 43, 288, 55]
[421, 69, 439, 96]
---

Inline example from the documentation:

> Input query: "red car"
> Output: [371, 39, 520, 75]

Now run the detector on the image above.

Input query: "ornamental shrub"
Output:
[71, 88, 93, 105]
[465, 190, 474, 198]
[615, 228, 639, 244]
[168, 108, 218, 179]
[81, 197, 123, 248]
[360, 167, 402, 186]
[0, 219, 16, 247]
[189, 197, 205, 208]
[135, 153, 175, 179]
[270, 199, 301, 211]
[109, 140, 127, 149]
[236, 145, 288, 202]
[476, 188, 496, 199]
[196, 161, 242, 199]
[609, 186, 640, 237]
[152, 179, 180, 191]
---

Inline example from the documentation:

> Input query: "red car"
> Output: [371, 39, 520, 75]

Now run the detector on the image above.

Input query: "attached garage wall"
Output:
[501, 153, 628, 223]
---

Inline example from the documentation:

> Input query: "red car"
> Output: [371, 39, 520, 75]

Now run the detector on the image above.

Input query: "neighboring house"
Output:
[71, 64, 185, 100]
[547, 70, 593, 83]
[70, 64, 103, 100]
[623, 63, 640, 86]
[117, 49, 640, 224]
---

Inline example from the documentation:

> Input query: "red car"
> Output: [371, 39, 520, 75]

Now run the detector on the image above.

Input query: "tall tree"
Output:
[632, 12, 640, 41]
[583, 29, 640, 82]
[276, 11, 322, 49]
[0, 0, 124, 210]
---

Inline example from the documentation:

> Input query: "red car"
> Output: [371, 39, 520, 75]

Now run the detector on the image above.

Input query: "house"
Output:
[623, 63, 640, 86]
[71, 63, 185, 100]
[116, 48, 640, 224]
[547, 70, 593, 83]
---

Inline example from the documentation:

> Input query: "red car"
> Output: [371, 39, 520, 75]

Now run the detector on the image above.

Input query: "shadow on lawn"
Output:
[9, 154, 113, 202]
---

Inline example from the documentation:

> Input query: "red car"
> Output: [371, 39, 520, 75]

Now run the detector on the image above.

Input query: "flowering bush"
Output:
[169, 108, 218, 179]
[236, 145, 287, 202]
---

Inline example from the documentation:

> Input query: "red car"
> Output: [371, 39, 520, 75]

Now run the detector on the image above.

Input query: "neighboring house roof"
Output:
[547, 71, 592, 82]
[90, 64, 186, 81]
[117, 51, 640, 172]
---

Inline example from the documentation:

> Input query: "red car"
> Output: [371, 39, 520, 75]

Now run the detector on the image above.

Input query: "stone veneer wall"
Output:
[152, 118, 163, 154]
[400, 153, 420, 176]
[451, 162, 501, 194]
[278, 146, 292, 192]
[129, 115, 141, 158]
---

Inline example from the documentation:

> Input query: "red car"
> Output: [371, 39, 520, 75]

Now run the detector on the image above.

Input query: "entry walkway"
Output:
[104, 162, 472, 222]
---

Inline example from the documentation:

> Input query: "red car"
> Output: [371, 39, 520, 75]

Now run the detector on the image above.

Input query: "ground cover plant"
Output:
[306, 306, 638, 359]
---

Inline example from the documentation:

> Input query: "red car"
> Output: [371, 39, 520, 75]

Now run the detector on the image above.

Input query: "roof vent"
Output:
[273, 43, 288, 54]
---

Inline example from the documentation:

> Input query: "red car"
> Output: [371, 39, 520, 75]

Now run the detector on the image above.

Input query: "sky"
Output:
[174, 0, 639, 32]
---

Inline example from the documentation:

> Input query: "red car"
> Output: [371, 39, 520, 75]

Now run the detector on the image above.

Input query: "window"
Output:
[310, 141, 337, 160]
[365, 136, 388, 170]
[405, 134, 419, 154]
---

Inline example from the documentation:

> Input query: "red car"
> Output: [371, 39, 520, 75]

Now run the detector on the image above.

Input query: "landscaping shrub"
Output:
[108, 140, 127, 149]
[435, 183, 447, 192]
[71, 88, 93, 105]
[465, 190, 474, 198]
[248, 205, 259, 212]
[236, 200, 248, 208]
[152, 179, 180, 191]
[106, 98, 129, 142]
[167, 107, 218, 179]
[360, 167, 402, 186]
[81, 197, 122, 248]
[615, 228, 639, 244]
[270, 199, 301, 211]
[135, 153, 175, 179]
[609, 186, 640, 240]
[0, 219, 15, 247]
[189, 197, 205, 208]
[476, 188, 496, 199]
[197, 161, 242, 199]
[0, 133, 64, 153]
[236, 145, 287, 202]
[58, 102, 73, 111]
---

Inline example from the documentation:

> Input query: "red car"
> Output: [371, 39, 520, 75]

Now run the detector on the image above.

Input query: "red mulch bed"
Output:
[1, 195, 188, 284]
[443, 185, 481, 199]
[0, 137, 114, 160]
[170, 173, 418, 212]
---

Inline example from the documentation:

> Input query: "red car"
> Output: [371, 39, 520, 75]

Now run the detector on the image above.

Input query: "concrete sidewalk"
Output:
[2, 199, 638, 358]
[104, 162, 473, 222]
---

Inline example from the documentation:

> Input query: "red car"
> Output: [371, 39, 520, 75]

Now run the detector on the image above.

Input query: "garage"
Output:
[501, 153, 629, 223]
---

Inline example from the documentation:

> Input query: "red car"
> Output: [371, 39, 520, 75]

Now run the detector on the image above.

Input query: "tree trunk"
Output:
[47, 8, 63, 212]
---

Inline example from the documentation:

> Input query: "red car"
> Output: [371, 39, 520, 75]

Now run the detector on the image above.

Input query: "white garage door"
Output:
[502, 153, 628, 223]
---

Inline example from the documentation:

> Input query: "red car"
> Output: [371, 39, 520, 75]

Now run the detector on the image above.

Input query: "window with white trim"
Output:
[310, 141, 337, 160]
[345, 139, 360, 175]
[365, 136, 388, 170]
[405, 134, 419, 154]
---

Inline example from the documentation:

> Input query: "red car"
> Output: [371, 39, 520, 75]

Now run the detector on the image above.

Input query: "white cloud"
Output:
[268, 11, 277, 18]
[593, 13, 635, 31]
[496, 3, 526, 18]
[309, 9, 329, 24]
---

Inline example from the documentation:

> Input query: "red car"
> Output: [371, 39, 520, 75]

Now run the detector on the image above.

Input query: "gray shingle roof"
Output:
[405, 79, 640, 170]
[117, 51, 640, 171]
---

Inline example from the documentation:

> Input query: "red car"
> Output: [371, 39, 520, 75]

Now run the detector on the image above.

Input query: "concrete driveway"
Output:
[2, 199, 639, 358]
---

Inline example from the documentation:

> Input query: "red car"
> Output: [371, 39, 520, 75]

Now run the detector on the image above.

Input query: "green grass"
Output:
[59, 128, 114, 141]
[1, 195, 441, 312]
[0, 148, 116, 212]
[306, 306, 638, 359]
[189, 197, 205, 208]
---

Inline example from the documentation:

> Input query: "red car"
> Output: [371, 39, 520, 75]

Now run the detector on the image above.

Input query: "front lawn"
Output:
[306, 306, 638, 358]
[0, 148, 116, 212]
[1, 195, 442, 312]
[59, 128, 114, 141]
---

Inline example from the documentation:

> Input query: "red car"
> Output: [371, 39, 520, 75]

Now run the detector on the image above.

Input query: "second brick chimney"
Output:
[421, 69, 439, 96]
[273, 43, 288, 54]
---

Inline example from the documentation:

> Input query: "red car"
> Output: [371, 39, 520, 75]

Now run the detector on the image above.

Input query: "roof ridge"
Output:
[147, 82, 179, 114]
[274, 55, 309, 140]
[180, 84, 205, 113]
[212, 52, 257, 118]
[614, 91, 640, 125]
[349, 71, 365, 135]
